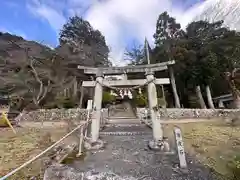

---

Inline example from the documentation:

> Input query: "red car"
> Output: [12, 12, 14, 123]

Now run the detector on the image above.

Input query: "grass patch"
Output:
[61, 148, 87, 164]
[0, 121, 71, 179]
[164, 119, 240, 177]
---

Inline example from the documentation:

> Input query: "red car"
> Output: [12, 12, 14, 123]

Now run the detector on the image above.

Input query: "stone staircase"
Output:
[106, 116, 140, 124]
[100, 123, 151, 136]
[100, 102, 151, 136]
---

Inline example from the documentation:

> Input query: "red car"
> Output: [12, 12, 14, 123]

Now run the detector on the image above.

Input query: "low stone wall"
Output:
[101, 108, 109, 121]
[136, 108, 240, 119]
[18, 108, 109, 122]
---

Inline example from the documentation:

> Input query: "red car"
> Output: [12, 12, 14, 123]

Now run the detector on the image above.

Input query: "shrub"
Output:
[158, 98, 167, 108]
[102, 91, 116, 105]
[62, 98, 76, 109]
[227, 154, 240, 179]
[43, 96, 77, 109]
[134, 94, 147, 107]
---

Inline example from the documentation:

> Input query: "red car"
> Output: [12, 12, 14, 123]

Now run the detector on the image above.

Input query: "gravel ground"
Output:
[70, 124, 223, 180]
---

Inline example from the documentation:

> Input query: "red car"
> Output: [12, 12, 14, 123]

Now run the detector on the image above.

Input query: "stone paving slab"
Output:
[70, 133, 222, 180]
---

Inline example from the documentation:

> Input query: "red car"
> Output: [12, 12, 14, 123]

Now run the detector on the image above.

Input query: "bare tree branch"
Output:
[29, 57, 44, 103]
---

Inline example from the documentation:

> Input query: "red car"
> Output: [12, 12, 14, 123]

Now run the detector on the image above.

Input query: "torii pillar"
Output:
[91, 71, 104, 142]
[145, 70, 163, 141]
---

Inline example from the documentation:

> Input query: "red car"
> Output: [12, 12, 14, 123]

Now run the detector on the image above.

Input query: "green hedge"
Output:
[102, 91, 116, 104]
[134, 94, 148, 107]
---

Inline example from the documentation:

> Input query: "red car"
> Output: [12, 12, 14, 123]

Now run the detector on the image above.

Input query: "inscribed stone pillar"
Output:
[91, 72, 104, 142]
[145, 70, 163, 141]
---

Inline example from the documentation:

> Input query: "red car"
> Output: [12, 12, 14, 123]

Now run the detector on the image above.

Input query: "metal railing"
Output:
[0, 110, 93, 180]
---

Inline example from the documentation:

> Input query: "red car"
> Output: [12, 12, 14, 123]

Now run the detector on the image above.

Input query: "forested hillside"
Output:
[0, 16, 111, 112]
[126, 12, 240, 109]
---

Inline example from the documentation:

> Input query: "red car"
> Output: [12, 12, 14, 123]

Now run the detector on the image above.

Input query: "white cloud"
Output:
[27, 1, 66, 32]
[26, 0, 208, 66]
[174, 1, 209, 28]
[84, 0, 174, 66]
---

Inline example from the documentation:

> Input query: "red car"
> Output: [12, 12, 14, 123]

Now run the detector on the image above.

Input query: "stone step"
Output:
[104, 123, 144, 127]
[108, 117, 139, 121]
[100, 131, 151, 136]
[108, 116, 137, 119]
[107, 120, 140, 124]
[101, 124, 150, 133]
[108, 119, 139, 122]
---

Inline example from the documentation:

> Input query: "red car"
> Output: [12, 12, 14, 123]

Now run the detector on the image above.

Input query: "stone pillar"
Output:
[145, 70, 163, 141]
[91, 72, 104, 142]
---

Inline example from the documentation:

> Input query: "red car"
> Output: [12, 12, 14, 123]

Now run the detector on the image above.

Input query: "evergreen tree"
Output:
[154, 12, 182, 47]
[153, 11, 182, 108]
[59, 16, 111, 67]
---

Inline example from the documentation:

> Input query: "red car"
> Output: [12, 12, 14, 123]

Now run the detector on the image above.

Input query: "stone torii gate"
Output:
[79, 61, 175, 145]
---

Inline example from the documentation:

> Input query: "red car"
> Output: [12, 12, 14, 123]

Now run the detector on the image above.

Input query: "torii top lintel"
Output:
[78, 60, 175, 75]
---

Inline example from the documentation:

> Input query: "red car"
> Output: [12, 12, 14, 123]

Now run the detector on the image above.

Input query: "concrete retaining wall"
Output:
[136, 108, 240, 119]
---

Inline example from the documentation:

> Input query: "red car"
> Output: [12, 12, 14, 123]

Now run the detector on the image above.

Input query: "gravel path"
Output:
[70, 124, 222, 180]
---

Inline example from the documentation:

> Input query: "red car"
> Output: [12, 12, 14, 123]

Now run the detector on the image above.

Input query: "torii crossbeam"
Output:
[78, 61, 175, 75]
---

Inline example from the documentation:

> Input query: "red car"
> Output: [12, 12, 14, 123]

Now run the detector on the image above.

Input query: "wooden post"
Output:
[77, 126, 84, 157]
[85, 100, 93, 137]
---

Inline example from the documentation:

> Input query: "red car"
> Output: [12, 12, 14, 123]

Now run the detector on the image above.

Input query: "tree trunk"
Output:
[169, 66, 181, 108]
[73, 77, 78, 98]
[205, 85, 215, 109]
[63, 89, 67, 97]
[195, 85, 206, 109]
[79, 85, 84, 108]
